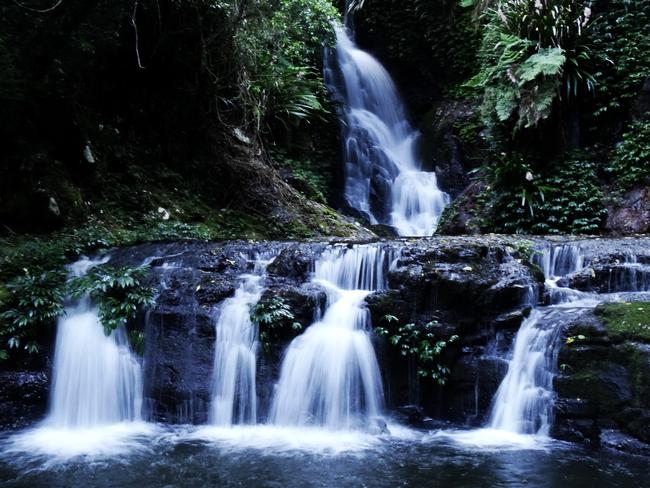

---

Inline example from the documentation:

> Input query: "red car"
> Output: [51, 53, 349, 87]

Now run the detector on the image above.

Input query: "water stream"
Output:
[486, 245, 585, 437]
[209, 254, 274, 426]
[326, 23, 448, 236]
[270, 245, 385, 429]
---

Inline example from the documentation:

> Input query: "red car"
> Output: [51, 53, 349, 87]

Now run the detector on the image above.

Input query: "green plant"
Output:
[0, 270, 67, 357]
[129, 330, 146, 356]
[229, 0, 340, 133]
[272, 150, 331, 204]
[376, 315, 459, 385]
[483, 155, 605, 234]
[607, 119, 650, 190]
[70, 265, 155, 335]
[587, 1, 650, 121]
[251, 296, 303, 350]
[467, 0, 595, 130]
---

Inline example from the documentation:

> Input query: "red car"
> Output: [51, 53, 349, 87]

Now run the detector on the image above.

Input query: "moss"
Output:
[595, 302, 650, 342]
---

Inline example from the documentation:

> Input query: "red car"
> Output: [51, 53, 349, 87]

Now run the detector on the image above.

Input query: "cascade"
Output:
[608, 253, 650, 292]
[269, 245, 386, 429]
[534, 244, 585, 304]
[209, 253, 274, 426]
[325, 15, 449, 236]
[487, 309, 561, 435]
[48, 257, 143, 428]
[486, 245, 586, 436]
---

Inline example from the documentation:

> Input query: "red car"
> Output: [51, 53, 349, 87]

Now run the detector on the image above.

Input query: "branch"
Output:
[132, 0, 145, 69]
[13, 0, 63, 13]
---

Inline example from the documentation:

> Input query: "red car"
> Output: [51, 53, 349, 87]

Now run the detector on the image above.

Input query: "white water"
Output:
[486, 245, 586, 436]
[327, 24, 449, 236]
[270, 245, 385, 429]
[7, 257, 148, 459]
[488, 309, 558, 435]
[48, 257, 143, 428]
[609, 253, 650, 292]
[535, 244, 585, 304]
[209, 255, 273, 426]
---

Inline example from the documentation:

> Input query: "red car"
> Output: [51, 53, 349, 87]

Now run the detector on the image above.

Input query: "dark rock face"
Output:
[554, 312, 650, 453]
[366, 237, 539, 422]
[0, 371, 49, 430]
[606, 186, 650, 235]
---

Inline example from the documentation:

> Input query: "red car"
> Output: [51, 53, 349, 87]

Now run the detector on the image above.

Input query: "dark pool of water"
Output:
[1, 425, 648, 488]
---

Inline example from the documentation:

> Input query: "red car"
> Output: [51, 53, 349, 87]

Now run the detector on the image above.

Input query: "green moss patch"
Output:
[595, 302, 650, 342]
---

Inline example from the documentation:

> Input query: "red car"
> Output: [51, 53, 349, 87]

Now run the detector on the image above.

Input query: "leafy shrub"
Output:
[272, 151, 331, 204]
[0, 270, 67, 357]
[376, 315, 459, 385]
[229, 0, 340, 132]
[607, 119, 650, 190]
[467, 0, 595, 130]
[251, 296, 303, 351]
[70, 266, 155, 335]
[485, 155, 606, 234]
[587, 1, 650, 121]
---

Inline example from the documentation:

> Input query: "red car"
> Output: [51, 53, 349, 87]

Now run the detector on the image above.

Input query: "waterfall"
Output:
[48, 257, 143, 428]
[269, 245, 385, 430]
[486, 245, 586, 436]
[209, 254, 273, 426]
[536, 244, 584, 279]
[534, 244, 585, 304]
[488, 309, 559, 435]
[608, 253, 650, 292]
[326, 22, 449, 236]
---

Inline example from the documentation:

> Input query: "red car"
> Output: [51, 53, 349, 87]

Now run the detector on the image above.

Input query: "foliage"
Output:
[129, 330, 146, 356]
[272, 150, 331, 204]
[376, 315, 459, 385]
[483, 154, 605, 234]
[466, 0, 595, 130]
[0, 270, 66, 358]
[595, 302, 650, 342]
[606, 119, 650, 190]
[69, 266, 155, 335]
[586, 1, 650, 121]
[565, 334, 587, 345]
[251, 296, 303, 351]
[357, 0, 480, 93]
[225, 0, 340, 133]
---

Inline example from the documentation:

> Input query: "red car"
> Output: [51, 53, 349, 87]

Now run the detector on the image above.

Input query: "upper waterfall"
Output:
[326, 25, 449, 237]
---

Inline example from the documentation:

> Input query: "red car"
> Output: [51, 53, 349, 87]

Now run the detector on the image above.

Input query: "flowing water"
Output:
[48, 257, 143, 427]
[484, 245, 586, 437]
[270, 245, 385, 429]
[326, 25, 449, 236]
[5, 257, 150, 459]
[2, 426, 649, 487]
[210, 254, 274, 426]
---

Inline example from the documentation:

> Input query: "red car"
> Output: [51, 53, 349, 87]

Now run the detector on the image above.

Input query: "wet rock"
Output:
[266, 244, 323, 282]
[442, 355, 508, 425]
[555, 311, 650, 451]
[600, 429, 650, 456]
[0, 371, 49, 430]
[493, 308, 529, 331]
[606, 186, 650, 235]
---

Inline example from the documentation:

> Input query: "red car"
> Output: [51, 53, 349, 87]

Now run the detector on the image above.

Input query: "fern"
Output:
[517, 48, 566, 84]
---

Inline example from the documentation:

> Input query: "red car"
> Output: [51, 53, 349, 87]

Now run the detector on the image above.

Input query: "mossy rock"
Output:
[555, 362, 632, 413]
[612, 342, 650, 407]
[594, 302, 650, 342]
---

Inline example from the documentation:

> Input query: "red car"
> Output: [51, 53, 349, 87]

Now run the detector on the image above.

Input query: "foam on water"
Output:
[4, 422, 158, 463]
